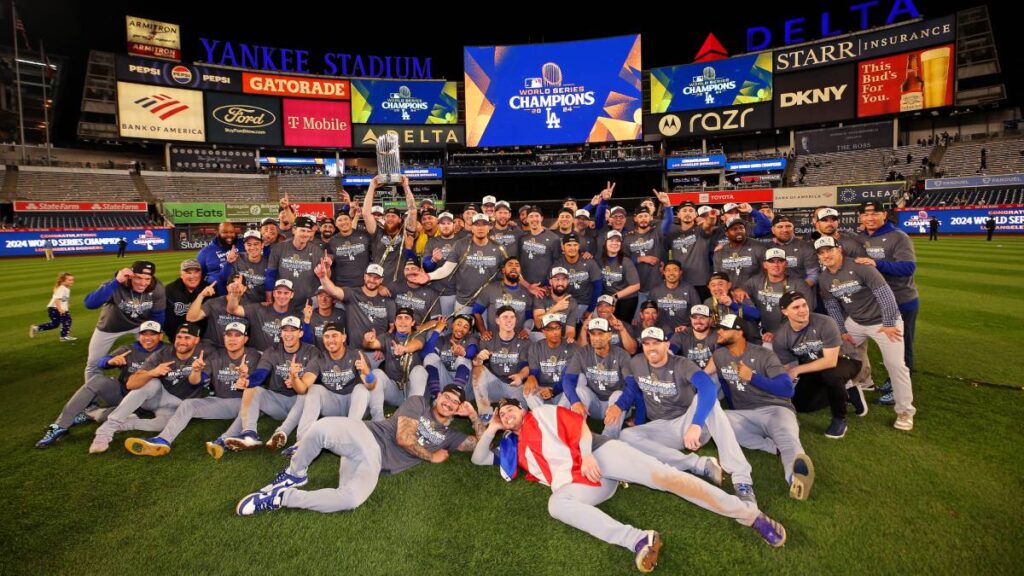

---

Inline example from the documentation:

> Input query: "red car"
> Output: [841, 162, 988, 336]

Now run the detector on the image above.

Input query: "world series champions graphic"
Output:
[464, 35, 642, 147]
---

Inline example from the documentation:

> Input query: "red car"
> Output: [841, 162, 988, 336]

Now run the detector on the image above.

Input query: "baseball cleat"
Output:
[700, 456, 723, 487]
[633, 530, 662, 573]
[125, 436, 171, 457]
[877, 392, 895, 406]
[236, 486, 287, 516]
[224, 431, 263, 451]
[789, 453, 815, 501]
[877, 379, 893, 394]
[281, 445, 299, 458]
[206, 439, 226, 460]
[752, 514, 787, 547]
[259, 468, 308, 493]
[894, 413, 914, 431]
[734, 483, 757, 506]
[71, 411, 91, 427]
[266, 430, 287, 451]
[825, 418, 848, 439]
[35, 424, 68, 448]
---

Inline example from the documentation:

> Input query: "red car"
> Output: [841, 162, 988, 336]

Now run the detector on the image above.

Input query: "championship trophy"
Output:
[375, 131, 403, 185]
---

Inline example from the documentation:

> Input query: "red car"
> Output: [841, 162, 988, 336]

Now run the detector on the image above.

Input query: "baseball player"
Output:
[422, 315, 477, 399]
[361, 307, 430, 421]
[531, 267, 582, 343]
[735, 248, 816, 342]
[317, 262, 396, 347]
[559, 317, 632, 438]
[471, 306, 532, 416]
[713, 217, 768, 285]
[579, 295, 637, 354]
[552, 233, 604, 319]
[264, 215, 322, 307]
[327, 207, 375, 288]
[489, 201, 525, 259]
[163, 259, 209, 338]
[522, 314, 574, 404]
[187, 273, 248, 349]
[646, 260, 702, 334]
[393, 258, 441, 326]
[473, 257, 535, 339]
[421, 211, 461, 316]
[623, 192, 674, 313]
[518, 206, 563, 298]
[215, 229, 269, 303]
[667, 201, 717, 302]
[303, 286, 346, 352]
[668, 305, 717, 369]
[227, 278, 303, 351]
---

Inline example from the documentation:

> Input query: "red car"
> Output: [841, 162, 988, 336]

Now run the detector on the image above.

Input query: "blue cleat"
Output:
[125, 436, 171, 457]
[633, 530, 662, 573]
[71, 412, 91, 427]
[877, 379, 893, 394]
[825, 418, 848, 439]
[752, 513, 787, 547]
[236, 485, 288, 516]
[259, 468, 308, 493]
[281, 445, 299, 458]
[35, 425, 68, 448]
[734, 483, 757, 506]
[878, 392, 895, 406]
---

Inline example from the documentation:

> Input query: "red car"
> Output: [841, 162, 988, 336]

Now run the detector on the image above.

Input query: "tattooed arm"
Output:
[396, 416, 447, 462]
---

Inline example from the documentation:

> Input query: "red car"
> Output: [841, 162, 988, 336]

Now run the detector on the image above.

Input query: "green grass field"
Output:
[2, 238, 1022, 575]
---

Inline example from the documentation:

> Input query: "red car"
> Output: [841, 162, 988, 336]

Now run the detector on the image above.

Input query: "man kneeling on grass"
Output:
[472, 395, 787, 574]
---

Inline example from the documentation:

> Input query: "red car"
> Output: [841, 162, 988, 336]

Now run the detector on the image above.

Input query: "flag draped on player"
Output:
[502, 405, 600, 491]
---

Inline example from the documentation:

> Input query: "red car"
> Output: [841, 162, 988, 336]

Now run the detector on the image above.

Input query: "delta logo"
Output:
[133, 93, 190, 120]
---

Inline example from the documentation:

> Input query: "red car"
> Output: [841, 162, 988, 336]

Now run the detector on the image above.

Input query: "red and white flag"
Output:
[517, 405, 600, 491]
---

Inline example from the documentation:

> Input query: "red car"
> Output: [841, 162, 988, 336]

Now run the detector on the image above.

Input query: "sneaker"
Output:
[89, 435, 112, 454]
[894, 412, 914, 431]
[700, 456, 723, 487]
[751, 513, 787, 548]
[266, 430, 287, 451]
[877, 379, 893, 394]
[281, 445, 299, 458]
[259, 468, 308, 493]
[236, 486, 288, 516]
[60, 336, 78, 342]
[71, 412, 91, 427]
[856, 379, 876, 391]
[825, 418, 847, 439]
[847, 384, 868, 417]
[877, 392, 895, 406]
[789, 453, 815, 501]
[29, 325, 38, 339]
[734, 483, 757, 506]
[224, 430, 263, 451]
[206, 439, 226, 460]
[125, 436, 171, 457]
[35, 424, 67, 448]
[633, 530, 662, 573]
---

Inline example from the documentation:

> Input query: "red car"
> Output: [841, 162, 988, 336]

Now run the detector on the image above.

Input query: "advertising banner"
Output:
[353, 125, 465, 149]
[282, 99, 352, 147]
[836, 182, 904, 205]
[924, 173, 1024, 190]
[342, 167, 443, 186]
[795, 121, 892, 154]
[773, 186, 838, 208]
[205, 92, 283, 145]
[464, 35, 642, 147]
[117, 82, 205, 142]
[1, 228, 171, 257]
[773, 64, 856, 127]
[242, 72, 349, 100]
[773, 15, 956, 74]
[116, 55, 240, 91]
[667, 189, 774, 205]
[126, 15, 180, 61]
[645, 103, 772, 138]
[778, 208, 861, 236]
[898, 206, 1024, 234]
[726, 158, 788, 172]
[163, 202, 227, 224]
[650, 52, 773, 113]
[291, 202, 335, 220]
[14, 201, 148, 212]
[225, 203, 280, 221]
[666, 155, 727, 170]
[350, 80, 458, 124]
[858, 44, 955, 118]
[170, 145, 258, 173]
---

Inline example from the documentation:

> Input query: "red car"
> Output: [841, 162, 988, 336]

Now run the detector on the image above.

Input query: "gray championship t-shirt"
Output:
[818, 259, 891, 326]
[308, 307, 347, 352]
[367, 395, 468, 475]
[374, 332, 429, 384]
[623, 228, 667, 292]
[95, 281, 167, 333]
[628, 354, 702, 422]
[138, 345, 205, 400]
[566, 346, 633, 401]
[553, 256, 602, 307]
[532, 294, 582, 331]
[669, 330, 717, 369]
[328, 230, 374, 288]
[434, 333, 479, 373]
[647, 282, 702, 332]
[712, 344, 792, 412]
[268, 240, 321, 305]
[445, 238, 506, 304]
[423, 234, 460, 296]
[200, 297, 249, 348]
[317, 348, 364, 395]
[370, 229, 408, 291]
[668, 225, 712, 286]
[740, 274, 816, 334]
[713, 240, 766, 284]
[230, 257, 269, 303]
[255, 342, 321, 397]
[105, 343, 165, 387]
[243, 302, 300, 352]
[204, 346, 261, 398]
[599, 256, 640, 297]
[519, 229, 563, 285]
[489, 226, 524, 260]
[394, 283, 441, 324]
[342, 289, 395, 345]
[478, 282, 534, 333]
[479, 334, 531, 384]
[527, 338, 574, 387]
[861, 228, 918, 305]
[773, 313, 858, 366]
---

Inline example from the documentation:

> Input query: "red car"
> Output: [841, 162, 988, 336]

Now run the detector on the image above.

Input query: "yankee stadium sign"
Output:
[200, 38, 433, 79]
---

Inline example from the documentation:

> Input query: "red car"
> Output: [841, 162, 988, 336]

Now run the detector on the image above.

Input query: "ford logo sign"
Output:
[213, 105, 276, 128]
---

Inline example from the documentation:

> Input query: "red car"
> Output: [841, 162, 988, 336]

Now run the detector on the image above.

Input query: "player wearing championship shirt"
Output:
[82, 261, 166, 390]
[598, 231, 641, 322]
[581, 295, 638, 355]
[857, 201, 920, 404]
[274, 323, 374, 457]
[327, 209, 374, 288]
[559, 318, 632, 438]
[163, 259, 210, 339]
[573, 208, 601, 258]
[736, 248, 816, 340]
[422, 315, 478, 399]
[711, 315, 816, 501]
[393, 259, 441, 326]
[317, 263, 396, 348]
[227, 279, 304, 351]
[265, 215, 321, 307]
[361, 308, 430, 421]
[237, 388, 484, 516]
[471, 306, 532, 416]
[623, 192, 674, 311]
[412, 213, 507, 315]
[619, 327, 756, 504]
[519, 207, 563, 296]
[812, 207, 866, 258]
[595, 203, 633, 256]
[759, 215, 819, 287]
[713, 217, 767, 285]
[532, 268, 582, 343]
[421, 211, 461, 316]
[815, 236, 915, 431]
[36, 322, 165, 448]
[705, 272, 763, 345]
[188, 274, 249, 349]
[489, 201, 525, 259]
[473, 257, 534, 338]
[552, 233, 603, 319]
[218, 317, 321, 452]
[472, 397, 787, 573]
[124, 322, 260, 457]
[669, 306, 718, 369]
[215, 230, 270, 304]
[362, 176, 418, 291]
[88, 323, 206, 454]
[522, 314, 574, 404]
[302, 286, 346, 352]
[646, 260, 702, 334]
[667, 201, 717, 300]
[773, 292, 866, 440]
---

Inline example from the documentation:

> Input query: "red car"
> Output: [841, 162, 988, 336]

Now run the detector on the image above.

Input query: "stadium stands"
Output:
[793, 143, 935, 186]
[934, 137, 1024, 178]
[14, 166, 142, 201]
[276, 174, 339, 202]
[142, 172, 270, 202]
[907, 187, 1024, 207]
[13, 212, 154, 228]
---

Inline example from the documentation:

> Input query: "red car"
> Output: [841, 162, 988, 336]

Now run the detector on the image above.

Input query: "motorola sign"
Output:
[645, 104, 772, 137]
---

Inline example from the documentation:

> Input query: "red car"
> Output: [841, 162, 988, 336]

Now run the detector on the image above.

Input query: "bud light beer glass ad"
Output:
[857, 44, 954, 117]
[464, 35, 642, 147]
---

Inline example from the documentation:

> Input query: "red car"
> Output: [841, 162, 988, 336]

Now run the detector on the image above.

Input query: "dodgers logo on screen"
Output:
[684, 66, 737, 106]
[381, 86, 429, 121]
[509, 62, 596, 132]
